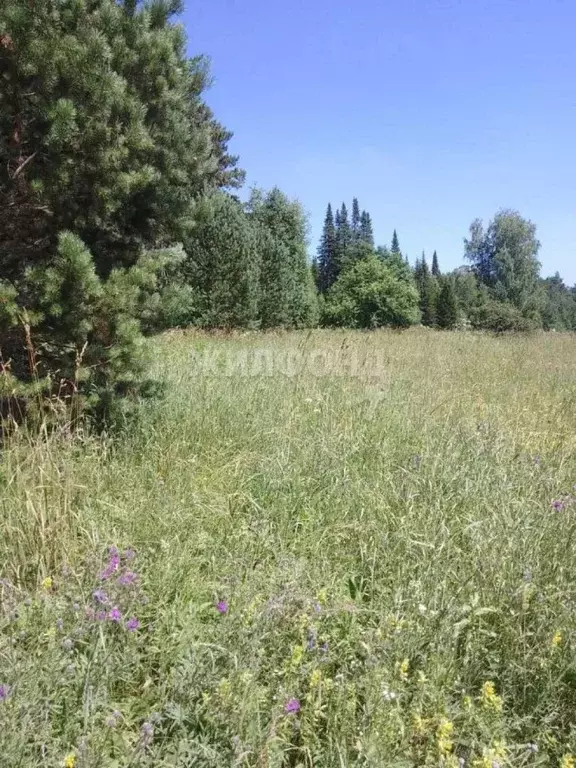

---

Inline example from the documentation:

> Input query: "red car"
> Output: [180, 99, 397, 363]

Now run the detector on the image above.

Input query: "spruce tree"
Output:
[391, 230, 401, 255]
[336, 203, 353, 267]
[351, 198, 361, 239]
[317, 203, 338, 293]
[414, 255, 438, 327]
[432, 250, 441, 276]
[436, 279, 459, 329]
[359, 211, 374, 246]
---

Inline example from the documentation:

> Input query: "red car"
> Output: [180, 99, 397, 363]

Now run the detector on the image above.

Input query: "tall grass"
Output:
[2, 329, 576, 766]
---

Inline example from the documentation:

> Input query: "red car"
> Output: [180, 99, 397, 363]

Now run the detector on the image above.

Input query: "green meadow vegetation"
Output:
[3, 1, 576, 765]
[2, 329, 576, 766]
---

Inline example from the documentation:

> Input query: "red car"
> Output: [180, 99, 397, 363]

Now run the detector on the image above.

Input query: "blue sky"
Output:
[185, 0, 576, 282]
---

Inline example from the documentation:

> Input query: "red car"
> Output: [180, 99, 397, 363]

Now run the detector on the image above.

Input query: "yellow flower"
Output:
[552, 630, 563, 648]
[561, 755, 576, 768]
[480, 680, 503, 712]
[316, 588, 328, 606]
[412, 713, 428, 735]
[436, 718, 454, 756]
[310, 668, 322, 688]
[41, 576, 53, 590]
[64, 754, 76, 768]
[398, 658, 410, 680]
[290, 644, 304, 668]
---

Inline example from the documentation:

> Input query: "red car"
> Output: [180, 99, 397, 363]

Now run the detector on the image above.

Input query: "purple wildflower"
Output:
[126, 616, 140, 632]
[216, 600, 229, 614]
[96, 610, 107, 622]
[140, 721, 154, 745]
[98, 551, 120, 581]
[124, 548, 136, 561]
[56, 618, 64, 631]
[320, 641, 329, 653]
[284, 698, 301, 714]
[0, 684, 10, 702]
[93, 589, 108, 604]
[108, 607, 122, 622]
[61, 637, 73, 651]
[117, 571, 137, 586]
[552, 499, 566, 511]
[105, 710, 122, 728]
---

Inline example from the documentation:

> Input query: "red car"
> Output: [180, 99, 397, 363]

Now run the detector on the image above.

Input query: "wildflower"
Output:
[126, 616, 140, 632]
[480, 681, 503, 712]
[41, 576, 53, 590]
[72, 602, 80, 612]
[56, 618, 64, 631]
[215, 600, 228, 614]
[552, 499, 566, 512]
[417, 670, 428, 684]
[105, 710, 122, 728]
[117, 571, 138, 586]
[310, 668, 322, 687]
[527, 743, 538, 753]
[413, 714, 427, 735]
[140, 721, 154, 745]
[93, 589, 108, 604]
[290, 644, 304, 667]
[382, 686, 397, 701]
[0, 684, 10, 702]
[284, 698, 301, 714]
[437, 718, 454, 756]
[398, 658, 410, 680]
[124, 548, 136, 561]
[561, 756, 575, 768]
[64, 754, 76, 768]
[98, 551, 120, 581]
[108, 607, 122, 622]
[96, 610, 107, 621]
[61, 637, 74, 651]
[320, 641, 329, 653]
[306, 631, 316, 650]
[552, 630, 563, 648]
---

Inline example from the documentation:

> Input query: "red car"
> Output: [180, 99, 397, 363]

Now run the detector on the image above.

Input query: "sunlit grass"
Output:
[2, 329, 576, 766]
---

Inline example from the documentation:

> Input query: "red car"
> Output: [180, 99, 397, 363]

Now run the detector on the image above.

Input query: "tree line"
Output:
[1, 0, 574, 425]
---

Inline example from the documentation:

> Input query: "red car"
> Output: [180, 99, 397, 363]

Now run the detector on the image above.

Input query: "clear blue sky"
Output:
[185, 0, 576, 282]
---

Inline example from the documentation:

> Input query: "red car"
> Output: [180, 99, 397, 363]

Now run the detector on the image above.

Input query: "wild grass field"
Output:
[2, 329, 576, 767]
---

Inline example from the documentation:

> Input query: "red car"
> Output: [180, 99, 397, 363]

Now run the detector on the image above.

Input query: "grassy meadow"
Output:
[2, 329, 576, 767]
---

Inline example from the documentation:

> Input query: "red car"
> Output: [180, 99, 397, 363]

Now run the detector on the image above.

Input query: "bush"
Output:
[470, 299, 537, 333]
[323, 255, 420, 328]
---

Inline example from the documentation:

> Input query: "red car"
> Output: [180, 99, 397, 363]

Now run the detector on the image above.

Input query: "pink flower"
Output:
[126, 617, 140, 632]
[108, 607, 122, 622]
[216, 600, 229, 614]
[284, 698, 301, 714]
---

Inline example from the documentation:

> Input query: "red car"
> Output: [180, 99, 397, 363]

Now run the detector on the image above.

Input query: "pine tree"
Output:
[0, 0, 241, 424]
[436, 279, 458, 329]
[391, 230, 401, 255]
[432, 250, 441, 276]
[351, 198, 361, 239]
[359, 211, 374, 246]
[317, 203, 338, 293]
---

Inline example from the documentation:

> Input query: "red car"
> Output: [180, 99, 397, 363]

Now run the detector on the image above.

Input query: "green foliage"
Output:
[470, 298, 538, 333]
[414, 255, 439, 327]
[432, 250, 441, 276]
[183, 194, 260, 329]
[540, 274, 576, 331]
[391, 229, 401, 255]
[248, 188, 318, 329]
[465, 210, 541, 312]
[317, 203, 338, 293]
[359, 210, 374, 246]
[0, 0, 241, 424]
[323, 255, 420, 328]
[436, 278, 459, 329]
